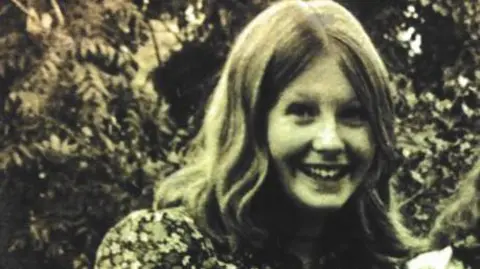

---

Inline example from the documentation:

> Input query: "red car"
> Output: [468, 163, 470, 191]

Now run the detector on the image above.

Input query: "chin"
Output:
[295, 196, 349, 212]
[287, 177, 358, 212]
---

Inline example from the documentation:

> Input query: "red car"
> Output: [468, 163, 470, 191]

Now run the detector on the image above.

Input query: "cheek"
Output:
[341, 126, 375, 162]
[267, 120, 309, 162]
[267, 123, 291, 160]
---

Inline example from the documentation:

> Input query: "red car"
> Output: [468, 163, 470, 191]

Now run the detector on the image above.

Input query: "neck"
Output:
[287, 215, 324, 269]
[295, 207, 329, 237]
[276, 206, 331, 268]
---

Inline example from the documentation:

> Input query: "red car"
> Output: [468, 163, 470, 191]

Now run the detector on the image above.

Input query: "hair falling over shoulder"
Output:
[154, 0, 419, 267]
[429, 160, 480, 248]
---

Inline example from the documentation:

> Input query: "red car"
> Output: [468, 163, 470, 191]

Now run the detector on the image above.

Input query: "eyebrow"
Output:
[284, 91, 362, 106]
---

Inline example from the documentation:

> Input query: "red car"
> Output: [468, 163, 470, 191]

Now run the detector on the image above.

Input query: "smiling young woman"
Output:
[94, 1, 440, 268]
[267, 53, 375, 213]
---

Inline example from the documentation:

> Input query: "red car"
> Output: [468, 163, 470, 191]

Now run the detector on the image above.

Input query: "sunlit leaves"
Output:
[366, 0, 480, 237]
[76, 66, 111, 103]
[0, 1, 182, 268]
[7, 91, 45, 118]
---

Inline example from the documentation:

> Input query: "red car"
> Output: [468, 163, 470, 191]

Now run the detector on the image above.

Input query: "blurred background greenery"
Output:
[0, 0, 478, 268]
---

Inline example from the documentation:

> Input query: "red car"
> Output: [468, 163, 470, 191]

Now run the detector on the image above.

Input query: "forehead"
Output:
[277, 53, 356, 103]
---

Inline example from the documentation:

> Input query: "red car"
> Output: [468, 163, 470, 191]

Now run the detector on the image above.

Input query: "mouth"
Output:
[298, 164, 350, 182]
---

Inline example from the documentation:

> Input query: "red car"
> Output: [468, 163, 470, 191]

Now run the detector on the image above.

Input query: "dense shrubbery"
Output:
[0, 0, 477, 268]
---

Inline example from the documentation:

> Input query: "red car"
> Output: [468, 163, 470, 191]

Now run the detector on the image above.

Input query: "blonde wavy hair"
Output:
[155, 1, 415, 267]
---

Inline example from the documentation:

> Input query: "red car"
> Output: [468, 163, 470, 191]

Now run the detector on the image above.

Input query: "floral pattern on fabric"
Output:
[94, 207, 272, 269]
[95, 207, 457, 269]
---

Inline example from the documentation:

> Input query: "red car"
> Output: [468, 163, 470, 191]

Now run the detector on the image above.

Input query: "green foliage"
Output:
[0, 0, 478, 268]
[0, 0, 186, 268]
[379, 0, 480, 235]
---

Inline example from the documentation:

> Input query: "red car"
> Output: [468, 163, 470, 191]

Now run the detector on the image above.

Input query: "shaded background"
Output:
[0, 0, 478, 268]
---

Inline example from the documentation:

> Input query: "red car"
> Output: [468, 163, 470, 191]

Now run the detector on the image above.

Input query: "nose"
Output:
[311, 122, 345, 160]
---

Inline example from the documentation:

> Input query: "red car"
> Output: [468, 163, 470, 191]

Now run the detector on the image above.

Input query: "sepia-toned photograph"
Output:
[0, 0, 478, 268]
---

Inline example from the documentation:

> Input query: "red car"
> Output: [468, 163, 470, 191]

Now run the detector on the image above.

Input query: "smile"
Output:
[298, 164, 349, 182]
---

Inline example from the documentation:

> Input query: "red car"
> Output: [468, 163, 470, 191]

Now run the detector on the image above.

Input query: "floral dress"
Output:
[94, 207, 279, 269]
[94, 207, 455, 269]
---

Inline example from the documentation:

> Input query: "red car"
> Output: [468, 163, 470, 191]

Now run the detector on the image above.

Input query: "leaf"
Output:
[40, 13, 53, 31]
[80, 40, 90, 59]
[410, 170, 425, 184]
[11, 151, 22, 166]
[432, 3, 449, 17]
[43, 60, 58, 77]
[86, 40, 98, 56]
[82, 87, 95, 102]
[435, 99, 452, 112]
[81, 126, 93, 137]
[73, 65, 87, 83]
[60, 140, 77, 154]
[26, 8, 43, 37]
[105, 46, 117, 65]
[116, 53, 127, 67]
[77, 80, 90, 96]
[50, 134, 61, 151]
[99, 133, 115, 152]
[90, 74, 110, 98]
[462, 103, 474, 118]
[98, 43, 108, 58]
[419, 0, 431, 7]
[18, 145, 34, 159]
[405, 91, 418, 108]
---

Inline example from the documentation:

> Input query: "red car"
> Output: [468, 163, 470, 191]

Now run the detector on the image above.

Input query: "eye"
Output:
[339, 106, 369, 126]
[286, 102, 317, 120]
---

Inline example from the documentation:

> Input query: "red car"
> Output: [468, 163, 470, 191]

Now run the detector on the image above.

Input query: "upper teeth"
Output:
[305, 167, 340, 178]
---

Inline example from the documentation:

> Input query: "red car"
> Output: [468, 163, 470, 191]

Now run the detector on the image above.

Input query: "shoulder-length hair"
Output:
[155, 0, 411, 266]
[429, 160, 480, 248]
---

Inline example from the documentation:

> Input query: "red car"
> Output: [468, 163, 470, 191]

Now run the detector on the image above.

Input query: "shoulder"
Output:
[94, 207, 216, 268]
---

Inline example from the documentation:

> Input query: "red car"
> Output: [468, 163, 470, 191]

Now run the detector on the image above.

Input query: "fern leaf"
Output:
[97, 43, 108, 58]
[80, 86, 93, 102]
[79, 40, 90, 59]
[124, 109, 141, 131]
[99, 133, 115, 152]
[17, 144, 34, 159]
[124, 64, 137, 79]
[87, 40, 98, 56]
[115, 53, 127, 68]
[43, 60, 59, 78]
[77, 80, 91, 96]
[72, 65, 87, 84]
[48, 51, 63, 64]
[89, 69, 110, 98]
[105, 45, 117, 65]
[59, 139, 78, 155]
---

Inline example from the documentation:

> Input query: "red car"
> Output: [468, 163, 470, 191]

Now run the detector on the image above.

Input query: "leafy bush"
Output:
[0, 0, 186, 267]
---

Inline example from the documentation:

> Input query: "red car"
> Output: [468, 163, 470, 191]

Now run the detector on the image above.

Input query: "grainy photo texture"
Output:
[0, 0, 478, 268]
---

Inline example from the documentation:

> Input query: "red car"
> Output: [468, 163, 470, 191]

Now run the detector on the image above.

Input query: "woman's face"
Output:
[267, 53, 375, 212]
